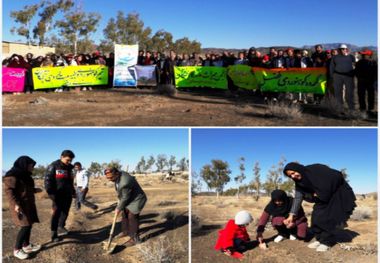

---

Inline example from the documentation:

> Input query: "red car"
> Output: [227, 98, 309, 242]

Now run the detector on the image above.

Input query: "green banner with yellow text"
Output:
[32, 65, 108, 89]
[253, 67, 326, 94]
[174, 66, 227, 89]
[227, 64, 258, 90]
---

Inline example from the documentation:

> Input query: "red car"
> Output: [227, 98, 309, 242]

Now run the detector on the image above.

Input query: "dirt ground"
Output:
[2, 175, 189, 263]
[2, 88, 377, 126]
[192, 195, 377, 263]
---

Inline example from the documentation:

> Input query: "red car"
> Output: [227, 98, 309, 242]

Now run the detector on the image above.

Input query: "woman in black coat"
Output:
[283, 162, 356, 252]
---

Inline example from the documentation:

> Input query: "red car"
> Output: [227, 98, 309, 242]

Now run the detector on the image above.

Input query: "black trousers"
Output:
[121, 209, 140, 239]
[312, 225, 335, 246]
[357, 80, 375, 111]
[51, 193, 72, 231]
[15, 225, 32, 249]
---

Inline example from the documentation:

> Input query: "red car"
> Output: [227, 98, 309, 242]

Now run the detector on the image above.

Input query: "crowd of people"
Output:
[214, 162, 356, 258]
[3, 44, 377, 114]
[4, 152, 147, 260]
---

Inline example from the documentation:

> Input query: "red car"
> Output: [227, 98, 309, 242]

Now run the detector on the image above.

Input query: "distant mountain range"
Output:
[202, 43, 377, 54]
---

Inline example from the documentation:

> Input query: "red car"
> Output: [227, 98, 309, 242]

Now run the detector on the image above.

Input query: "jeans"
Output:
[75, 187, 97, 210]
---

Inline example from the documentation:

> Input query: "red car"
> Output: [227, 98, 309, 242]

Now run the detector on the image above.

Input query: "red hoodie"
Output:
[214, 219, 250, 250]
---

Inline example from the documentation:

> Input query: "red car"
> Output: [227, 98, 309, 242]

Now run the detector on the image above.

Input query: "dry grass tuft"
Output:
[266, 100, 302, 119]
[156, 84, 177, 97]
[191, 214, 202, 234]
[350, 207, 372, 221]
[137, 236, 186, 263]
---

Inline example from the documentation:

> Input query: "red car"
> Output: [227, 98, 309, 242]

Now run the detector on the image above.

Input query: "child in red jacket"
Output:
[214, 211, 253, 258]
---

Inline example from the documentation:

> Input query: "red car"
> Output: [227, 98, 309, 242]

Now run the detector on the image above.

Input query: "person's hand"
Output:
[313, 193, 318, 197]
[81, 188, 86, 193]
[15, 205, 21, 214]
[34, 188, 43, 193]
[115, 208, 121, 215]
[283, 215, 294, 226]
[224, 248, 233, 256]
[259, 242, 268, 250]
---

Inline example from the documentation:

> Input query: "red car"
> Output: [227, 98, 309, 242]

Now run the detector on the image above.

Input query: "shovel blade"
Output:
[102, 241, 117, 254]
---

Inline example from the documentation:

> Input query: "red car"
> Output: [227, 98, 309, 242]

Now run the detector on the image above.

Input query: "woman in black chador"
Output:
[283, 162, 356, 252]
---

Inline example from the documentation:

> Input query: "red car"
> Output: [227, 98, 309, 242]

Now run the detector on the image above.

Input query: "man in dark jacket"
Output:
[104, 168, 147, 246]
[44, 150, 76, 242]
[161, 50, 178, 85]
[355, 49, 377, 114]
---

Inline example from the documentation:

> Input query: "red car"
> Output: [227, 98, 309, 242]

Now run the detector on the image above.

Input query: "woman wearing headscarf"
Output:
[256, 189, 308, 249]
[283, 162, 356, 252]
[3, 156, 42, 260]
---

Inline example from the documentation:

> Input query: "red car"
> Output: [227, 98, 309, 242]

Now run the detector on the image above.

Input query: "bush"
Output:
[157, 84, 177, 97]
[191, 215, 202, 234]
[137, 236, 185, 263]
[266, 100, 302, 119]
[350, 207, 372, 221]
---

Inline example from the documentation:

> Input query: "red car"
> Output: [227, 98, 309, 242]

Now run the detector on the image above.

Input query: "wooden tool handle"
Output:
[106, 210, 119, 250]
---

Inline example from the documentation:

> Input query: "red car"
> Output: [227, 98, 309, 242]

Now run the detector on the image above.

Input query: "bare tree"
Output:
[234, 157, 246, 199]
[251, 161, 261, 201]
[177, 157, 188, 171]
[135, 156, 146, 174]
[156, 154, 168, 172]
[168, 155, 176, 172]
[144, 155, 155, 173]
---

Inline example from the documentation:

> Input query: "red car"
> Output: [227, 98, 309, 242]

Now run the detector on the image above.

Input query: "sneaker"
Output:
[274, 235, 284, 243]
[289, 234, 297, 241]
[51, 231, 60, 242]
[22, 243, 41, 253]
[316, 244, 330, 252]
[14, 249, 29, 260]
[307, 241, 321, 249]
[58, 227, 69, 235]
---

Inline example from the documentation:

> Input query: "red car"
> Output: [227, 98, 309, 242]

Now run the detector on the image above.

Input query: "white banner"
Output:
[113, 44, 138, 87]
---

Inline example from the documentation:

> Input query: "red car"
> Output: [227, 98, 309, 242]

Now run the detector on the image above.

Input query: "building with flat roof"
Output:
[2, 41, 55, 59]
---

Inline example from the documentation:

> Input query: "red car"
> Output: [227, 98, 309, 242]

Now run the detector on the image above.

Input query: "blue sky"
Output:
[3, 128, 189, 172]
[2, 0, 377, 48]
[192, 128, 377, 194]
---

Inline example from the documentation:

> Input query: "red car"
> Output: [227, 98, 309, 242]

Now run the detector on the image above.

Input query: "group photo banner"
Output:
[2, 68, 26, 92]
[114, 44, 138, 87]
[32, 65, 108, 89]
[135, 65, 157, 86]
[253, 67, 327, 94]
[174, 66, 228, 89]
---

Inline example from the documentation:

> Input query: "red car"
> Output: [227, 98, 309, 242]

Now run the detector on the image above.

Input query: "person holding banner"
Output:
[329, 44, 356, 111]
